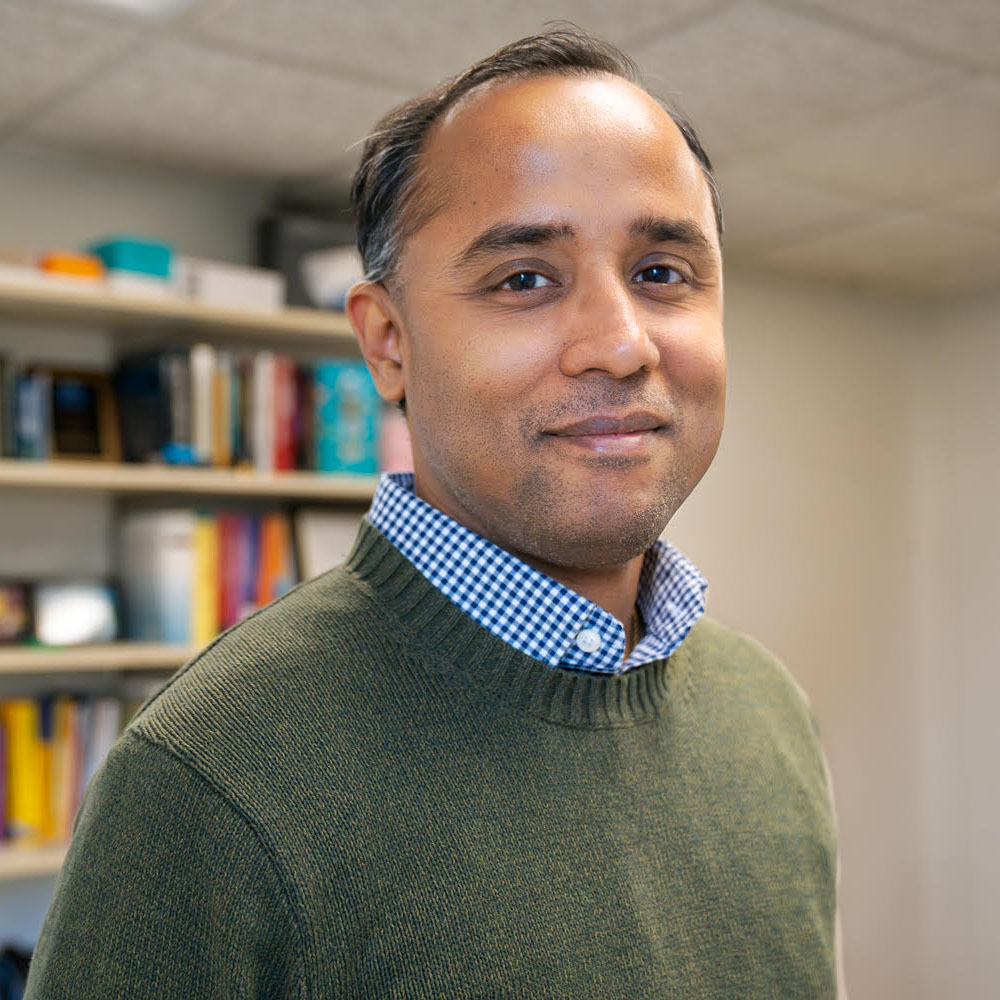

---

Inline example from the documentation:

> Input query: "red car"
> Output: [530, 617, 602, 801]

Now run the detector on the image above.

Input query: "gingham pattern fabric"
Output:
[366, 472, 707, 674]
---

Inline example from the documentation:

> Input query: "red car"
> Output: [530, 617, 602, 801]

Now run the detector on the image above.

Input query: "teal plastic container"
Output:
[88, 236, 173, 278]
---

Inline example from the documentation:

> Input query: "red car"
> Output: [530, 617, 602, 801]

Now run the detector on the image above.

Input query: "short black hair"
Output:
[350, 26, 723, 285]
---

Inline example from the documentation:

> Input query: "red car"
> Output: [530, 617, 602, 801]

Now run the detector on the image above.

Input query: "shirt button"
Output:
[575, 627, 602, 653]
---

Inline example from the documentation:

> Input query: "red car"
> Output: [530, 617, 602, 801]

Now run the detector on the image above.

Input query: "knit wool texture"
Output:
[27, 521, 838, 999]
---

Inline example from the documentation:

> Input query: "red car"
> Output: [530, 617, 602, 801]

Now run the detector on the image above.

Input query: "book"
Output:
[0, 354, 18, 458]
[274, 355, 297, 471]
[118, 509, 197, 643]
[256, 511, 296, 605]
[49, 696, 81, 843]
[252, 351, 275, 472]
[14, 370, 51, 460]
[213, 350, 234, 468]
[113, 349, 193, 464]
[0, 699, 45, 845]
[192, 512, 220, 646]
[190, 342, 216, 466]
[314, 359, 380, 474]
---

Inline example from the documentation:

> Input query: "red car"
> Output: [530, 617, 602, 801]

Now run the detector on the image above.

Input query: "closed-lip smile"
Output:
[546, 411, 667, 436]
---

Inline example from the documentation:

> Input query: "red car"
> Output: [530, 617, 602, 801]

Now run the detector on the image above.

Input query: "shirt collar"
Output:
[367, 472, 706, 674]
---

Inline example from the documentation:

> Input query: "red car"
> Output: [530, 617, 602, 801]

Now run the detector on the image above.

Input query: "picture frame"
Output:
[32, 366, 122, 461]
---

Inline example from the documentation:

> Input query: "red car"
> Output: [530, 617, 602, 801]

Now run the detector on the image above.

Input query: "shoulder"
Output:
[680, 615, 825, 761]
[683, 615, 815, 710]
[125, 562, 398, 795]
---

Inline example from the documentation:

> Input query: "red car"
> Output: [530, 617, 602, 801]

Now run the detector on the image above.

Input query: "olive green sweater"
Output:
[27, 521, 838, 999]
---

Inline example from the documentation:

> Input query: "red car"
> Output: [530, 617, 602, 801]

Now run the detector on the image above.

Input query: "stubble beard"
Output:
[444, 383, 695, 571]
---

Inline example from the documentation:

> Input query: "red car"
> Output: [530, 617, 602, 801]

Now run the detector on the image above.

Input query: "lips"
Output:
[546, 411, 666, 436]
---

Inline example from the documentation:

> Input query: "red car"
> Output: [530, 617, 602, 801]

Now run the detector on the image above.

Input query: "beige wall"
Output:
[2, 145, 998, 997]
[668, 268, 925, 999]
[907, 289, 1000, 1000]
[669, 269, 1000, 999]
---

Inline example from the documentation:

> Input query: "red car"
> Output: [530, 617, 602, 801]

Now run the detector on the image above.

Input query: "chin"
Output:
[508, 503, 675, 571]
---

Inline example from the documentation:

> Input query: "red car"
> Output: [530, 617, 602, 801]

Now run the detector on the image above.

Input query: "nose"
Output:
[558, 274, 660, 379]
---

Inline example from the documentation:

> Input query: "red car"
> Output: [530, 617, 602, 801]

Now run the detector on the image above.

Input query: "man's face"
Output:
[385, 73, 724, 571]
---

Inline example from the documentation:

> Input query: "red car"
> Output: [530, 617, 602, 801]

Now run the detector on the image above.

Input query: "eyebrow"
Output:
[451, 222, 576, 271]
[451, 215, 716, 272]
[629, 214, 715, 255]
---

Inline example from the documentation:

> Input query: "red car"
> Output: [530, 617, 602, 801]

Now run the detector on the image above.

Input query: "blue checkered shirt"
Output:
[366, 472, 707, 674]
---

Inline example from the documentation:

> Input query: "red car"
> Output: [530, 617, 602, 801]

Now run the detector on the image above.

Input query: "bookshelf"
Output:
[0, 642, 195, 676]
[0, 271, 355, 345]
[0, 459, 378, 500]
[0, 270, 375, 895]
[0, 845, 67, 882]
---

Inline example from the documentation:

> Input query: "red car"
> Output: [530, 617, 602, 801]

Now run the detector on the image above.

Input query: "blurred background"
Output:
[0, 1, 998, 997]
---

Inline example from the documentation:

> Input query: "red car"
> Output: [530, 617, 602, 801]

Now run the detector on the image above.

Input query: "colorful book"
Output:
[314, 359, 380, 474]
[274, 355, 297, 471]
[213, 350, 234, 468]
[192, 512, 220, 646]
[0, 699, 45, 845]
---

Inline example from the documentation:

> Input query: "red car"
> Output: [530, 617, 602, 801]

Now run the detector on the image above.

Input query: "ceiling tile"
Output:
[184, 0, 719, 89]
[766, 77, 1000, 207]
[628, 0, 964, 164]
[25, 38, 407, 178]
[716, 161, 875, 257]
[759, 211, 1000, 296]
[0, 1, 140, 130]
[792, 0, 1000, 74]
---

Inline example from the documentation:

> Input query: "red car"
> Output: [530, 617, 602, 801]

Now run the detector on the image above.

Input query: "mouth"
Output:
[542, 411, 668, 455]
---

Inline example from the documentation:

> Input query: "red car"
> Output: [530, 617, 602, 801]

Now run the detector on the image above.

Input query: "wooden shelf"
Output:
[0, 642, 195, 676]
[0, 270, 356, 345]
[0, 844, 68, 881]
[0, 459, 378, 499]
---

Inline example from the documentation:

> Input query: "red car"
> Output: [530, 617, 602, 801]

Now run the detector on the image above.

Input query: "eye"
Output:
[498, 271, 554, 292]
[634, 264, 685, 285]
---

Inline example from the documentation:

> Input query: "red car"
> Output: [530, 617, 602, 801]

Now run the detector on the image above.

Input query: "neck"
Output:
[411, 473, 644, 648]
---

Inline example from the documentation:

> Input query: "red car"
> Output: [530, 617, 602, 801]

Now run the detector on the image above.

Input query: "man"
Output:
[27, 28, 842, 999]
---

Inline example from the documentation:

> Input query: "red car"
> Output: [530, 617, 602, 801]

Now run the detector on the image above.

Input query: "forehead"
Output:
[412, 72, 715, 241]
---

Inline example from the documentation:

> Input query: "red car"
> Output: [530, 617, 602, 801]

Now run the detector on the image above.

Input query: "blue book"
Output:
[15, 372, 51, 460]
[314, 360, 379, 475]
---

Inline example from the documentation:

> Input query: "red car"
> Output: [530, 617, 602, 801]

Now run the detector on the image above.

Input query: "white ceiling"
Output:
[1, 0, 998, 297]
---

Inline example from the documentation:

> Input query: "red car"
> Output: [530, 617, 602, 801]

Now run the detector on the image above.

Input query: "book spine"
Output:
[0, 699, 45, 845]
[256, 512, 294, 606]
[214, 351, 233, 467]
[295, 362, 314, 471]
[239, 514, 259, 622]
[274, 355, 297, 471]
[0, 355, 18, 458]
[252, 352, 275, 472]
[15, 372, 51, 460]
[234, 354, 252, 467]
[162, 351, 192, 460]
[190, 342, 216, 466]
[192, 512, 220, 646]
[118, 510, 195, 642]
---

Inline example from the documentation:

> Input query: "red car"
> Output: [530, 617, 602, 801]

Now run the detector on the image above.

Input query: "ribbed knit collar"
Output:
[346, 519, 698, 729]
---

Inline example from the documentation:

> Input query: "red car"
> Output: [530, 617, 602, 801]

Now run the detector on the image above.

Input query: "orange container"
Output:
[39, 252, 105, 279]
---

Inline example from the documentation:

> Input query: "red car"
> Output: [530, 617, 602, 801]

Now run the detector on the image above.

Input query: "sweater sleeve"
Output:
[24, 730, 305, 1000]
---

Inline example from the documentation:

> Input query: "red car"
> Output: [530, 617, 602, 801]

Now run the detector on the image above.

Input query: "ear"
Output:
[346, 281, 406, 404]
